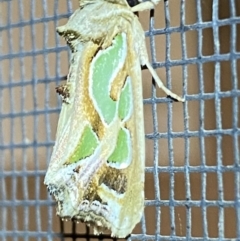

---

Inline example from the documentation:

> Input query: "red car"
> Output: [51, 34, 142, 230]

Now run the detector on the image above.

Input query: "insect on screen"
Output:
[0, 0, 240, 240]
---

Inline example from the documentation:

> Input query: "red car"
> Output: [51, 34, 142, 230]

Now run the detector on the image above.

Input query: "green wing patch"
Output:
[108, 128, 131, 167]
[68, 125, 99, 163]
[91, 33, 127, 124]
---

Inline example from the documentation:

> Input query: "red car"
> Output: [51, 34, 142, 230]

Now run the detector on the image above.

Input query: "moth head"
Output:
[57, 26, 80, 52]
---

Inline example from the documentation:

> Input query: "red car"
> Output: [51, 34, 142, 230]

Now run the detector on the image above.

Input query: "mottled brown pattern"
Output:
[100, 166, 127, 194]
[73, 165, 104, 202]
[83, 187, 103, 202]
[76, 162, 127, 198]
[55, 84, 70, 103]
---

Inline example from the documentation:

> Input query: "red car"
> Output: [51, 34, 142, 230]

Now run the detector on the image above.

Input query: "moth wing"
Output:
[45, 4, 146, 238]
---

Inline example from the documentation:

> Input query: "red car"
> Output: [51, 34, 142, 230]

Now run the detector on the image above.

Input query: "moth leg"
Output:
[131, 0, 161, 12]
[131, 1, 184, 101]
[145, 61, 185, 102]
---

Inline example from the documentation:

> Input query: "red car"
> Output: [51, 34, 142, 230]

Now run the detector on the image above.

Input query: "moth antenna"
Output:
[145, 61, 185, 102]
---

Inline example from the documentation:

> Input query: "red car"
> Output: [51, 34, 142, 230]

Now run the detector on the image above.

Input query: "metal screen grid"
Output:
[0, 0, 239, 240]
[138, 0, 240, 240]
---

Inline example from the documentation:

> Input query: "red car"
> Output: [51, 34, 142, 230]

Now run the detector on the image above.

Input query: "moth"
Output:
[44, 0, 184, 238]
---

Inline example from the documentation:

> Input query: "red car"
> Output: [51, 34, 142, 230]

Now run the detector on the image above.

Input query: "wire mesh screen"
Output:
[0, 0, 240, 240]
